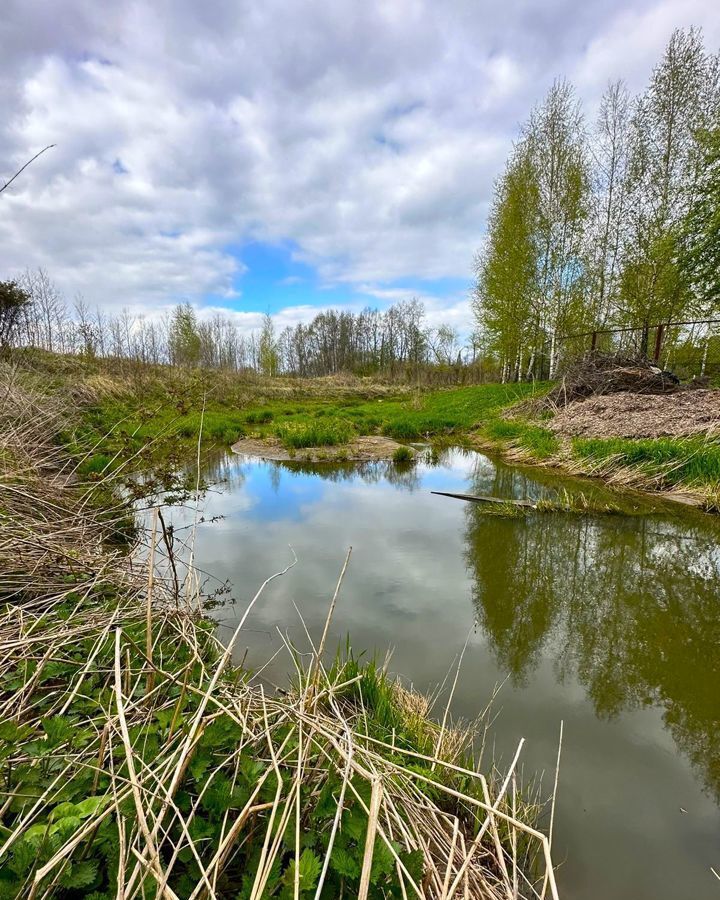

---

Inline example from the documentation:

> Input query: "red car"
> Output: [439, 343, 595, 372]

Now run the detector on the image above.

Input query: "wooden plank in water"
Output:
[431, 490, 537, 508]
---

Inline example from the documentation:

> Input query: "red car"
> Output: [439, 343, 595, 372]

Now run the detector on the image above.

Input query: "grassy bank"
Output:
[0, 360, 558, 898]
[17, 348, 719, 508]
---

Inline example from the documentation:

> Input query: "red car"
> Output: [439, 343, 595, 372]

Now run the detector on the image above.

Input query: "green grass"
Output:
[392, 445, 414, 464]
[75, 379, 549, 470]
[245, 409, 274, 424]
[274, 419, 354, 449]
[485, 420, 560, 459]
[77, 452, 113, 476]
[572, 435, 720, 487]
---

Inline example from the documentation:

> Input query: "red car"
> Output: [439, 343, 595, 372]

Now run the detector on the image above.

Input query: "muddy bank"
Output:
[548, 390, 720, 439]
[231, 434, 415, 462]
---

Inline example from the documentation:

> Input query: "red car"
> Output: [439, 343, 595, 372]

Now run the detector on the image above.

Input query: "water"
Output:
[167, 447, 720, 899]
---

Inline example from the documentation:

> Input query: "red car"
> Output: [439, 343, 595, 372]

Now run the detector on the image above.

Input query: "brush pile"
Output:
[0, 362, 559, 899]
[545, 351, 680, 407]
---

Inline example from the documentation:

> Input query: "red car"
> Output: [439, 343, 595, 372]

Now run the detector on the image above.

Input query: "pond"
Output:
[164, 446, 720, 899]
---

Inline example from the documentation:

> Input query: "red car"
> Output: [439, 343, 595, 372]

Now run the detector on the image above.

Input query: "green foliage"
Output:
[168, 302, 202, 367]
[0, 280, 32, 348]
[0, 617, 443, 899]
[473, 144, 541, 377]
[680, 126, 720, 311]
[259, 313, 279, 377]
[475, 28, 720, 377]
[392, 445, 413, 464]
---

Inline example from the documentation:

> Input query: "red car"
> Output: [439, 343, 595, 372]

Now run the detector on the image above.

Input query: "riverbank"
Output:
[13, 348, 720, 510]
[0, 361, 557, 898]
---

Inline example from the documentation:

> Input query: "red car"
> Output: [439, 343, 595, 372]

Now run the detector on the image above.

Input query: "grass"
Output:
[572, 435, 720, 488]
[37, 351, 548, 479]
[18, 348, 720, 508]
[392, 445, 414, 464]
[274, 419, 354, 449]
[485, 420, 560, 459]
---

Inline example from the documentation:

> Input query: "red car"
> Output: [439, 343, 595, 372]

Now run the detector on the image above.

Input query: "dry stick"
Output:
[249, 694, 290, 900]
[157, 508, 180, 604]
[358, 777, 383, 900]
[117, 813, 127, 900]
[0, 144, 55, 194]
[111, 628, 173, 897]
[185, 395, 206, 609]
[439, 816, 460, 899]
[146, 508, 158, 693]
[310, 547, 352, 697]
[294, 721, 303, 900]
[444, 738, 524, 899]
[540, 719, 563, 900]
[511, 772, 518, 900]
[135, 556, 296, 896]
[432, 629, 471, 772]
[479, 775, 513, 898]
[312, 719, 354, 899]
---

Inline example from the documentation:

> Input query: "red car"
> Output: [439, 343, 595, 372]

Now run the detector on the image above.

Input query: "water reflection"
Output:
[464, 471, 720, 799]
[202, 451, 425, 491]
[165, 446, 720, 899]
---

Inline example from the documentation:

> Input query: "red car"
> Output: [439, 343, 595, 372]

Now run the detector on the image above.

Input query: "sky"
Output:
[1, 0, 719, 338]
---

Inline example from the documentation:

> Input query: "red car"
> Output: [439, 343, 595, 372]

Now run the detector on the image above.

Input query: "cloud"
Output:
[1, 0, 718, 316]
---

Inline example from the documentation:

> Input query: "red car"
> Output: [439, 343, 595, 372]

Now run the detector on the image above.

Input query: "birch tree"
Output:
[473, 145, 540, 380]
[523, 80, 591, 375]
[620, 28, 715, 349]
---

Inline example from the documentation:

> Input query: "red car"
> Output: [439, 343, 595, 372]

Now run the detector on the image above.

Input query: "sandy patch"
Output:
[231, 434, 415, 462]
[549, 390, 720, 439]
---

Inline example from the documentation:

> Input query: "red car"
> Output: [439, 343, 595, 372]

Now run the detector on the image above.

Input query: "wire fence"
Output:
[557, 318, 720, 381]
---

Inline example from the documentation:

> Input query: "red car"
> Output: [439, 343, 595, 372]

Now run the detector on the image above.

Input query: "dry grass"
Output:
[0, 363, 560, 899]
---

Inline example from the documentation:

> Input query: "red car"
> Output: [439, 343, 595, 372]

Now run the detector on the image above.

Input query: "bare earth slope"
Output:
[549, 390, 720, 439]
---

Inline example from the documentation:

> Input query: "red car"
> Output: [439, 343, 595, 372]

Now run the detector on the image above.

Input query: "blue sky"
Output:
[1, 0, 718, 337]
[217, 241, 471, 321]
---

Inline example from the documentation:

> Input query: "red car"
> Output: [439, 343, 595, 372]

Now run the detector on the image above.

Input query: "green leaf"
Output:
[399, 848, 424, 885]
[9, 840, 37, 877]
[49, 801, 79, 822]
[189, 752, 211, 783]
[200, 773, 233, 815]
[343, 803, 367, 843]
[42, 716, 74, 747]
[330, 845, 360, 879]
[370, 838, 396, 884]
[75, 795, 111, 818]
[60, 859, 98, 890]
[0, 721, 32, 744]
[283, 849, 322, 894]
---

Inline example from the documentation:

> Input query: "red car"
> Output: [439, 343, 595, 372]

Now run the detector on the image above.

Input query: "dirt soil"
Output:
[231, 434, 415, 462]
[549, 390, 720, 439]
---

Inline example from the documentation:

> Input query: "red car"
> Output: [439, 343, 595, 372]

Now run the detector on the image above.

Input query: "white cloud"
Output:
[1, 0, 718, 315]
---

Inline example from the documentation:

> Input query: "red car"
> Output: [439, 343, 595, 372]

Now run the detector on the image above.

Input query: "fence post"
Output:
[653, 324, 665, 363]
[590, 331, 598, 352]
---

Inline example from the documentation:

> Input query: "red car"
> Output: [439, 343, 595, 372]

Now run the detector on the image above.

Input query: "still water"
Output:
[169, 447, 720, 899]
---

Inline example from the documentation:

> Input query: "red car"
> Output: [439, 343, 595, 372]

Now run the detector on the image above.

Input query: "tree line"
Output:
[0, 268, 481, 382]
[473, 27, 720, 381]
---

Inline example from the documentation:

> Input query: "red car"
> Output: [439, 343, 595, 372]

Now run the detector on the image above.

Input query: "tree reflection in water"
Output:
[464, 460, 720, 798]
